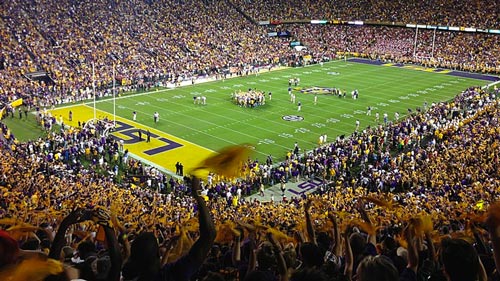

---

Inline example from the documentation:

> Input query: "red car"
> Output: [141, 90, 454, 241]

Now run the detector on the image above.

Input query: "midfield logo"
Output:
[295, 86, 336, 95]
[282, 115, 304, 122]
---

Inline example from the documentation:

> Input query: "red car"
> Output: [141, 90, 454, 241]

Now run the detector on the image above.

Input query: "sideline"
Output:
[483, 80, 500, 89]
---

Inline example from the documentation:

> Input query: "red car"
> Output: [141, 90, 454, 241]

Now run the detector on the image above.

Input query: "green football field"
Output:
[88, 59, 488, 162]
[6, 59, 491, 165]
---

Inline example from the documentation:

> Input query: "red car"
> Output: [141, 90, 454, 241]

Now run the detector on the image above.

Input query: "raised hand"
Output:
[62, 208, 93, 226]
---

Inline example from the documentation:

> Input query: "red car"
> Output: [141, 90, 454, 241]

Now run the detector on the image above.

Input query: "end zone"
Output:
[49, 105, 214, 175]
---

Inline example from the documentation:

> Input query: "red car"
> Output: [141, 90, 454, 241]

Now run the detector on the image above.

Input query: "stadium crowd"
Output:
[232, 0, 500, 29]
[0, 0, 294, 110]
[0, 0, 499, 114]
[0, 84, 499, 280]
[1, 0, 500, 280]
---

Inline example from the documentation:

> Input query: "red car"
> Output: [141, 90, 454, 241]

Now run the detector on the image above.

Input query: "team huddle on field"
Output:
[231, 89, 269, 108]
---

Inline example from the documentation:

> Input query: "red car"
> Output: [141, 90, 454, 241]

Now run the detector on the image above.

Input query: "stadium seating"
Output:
[232, 0, 500, 29]
[0, 0, 498, 110]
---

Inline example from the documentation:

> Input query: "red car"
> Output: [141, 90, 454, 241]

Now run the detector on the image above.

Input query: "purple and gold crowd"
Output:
[232, 0, 500, 29]
[1, 81, 499, 280]
[0, 0, 499, 112]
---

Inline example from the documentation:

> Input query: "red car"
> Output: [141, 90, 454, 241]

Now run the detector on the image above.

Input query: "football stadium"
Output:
[0, 0, 499, 280]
